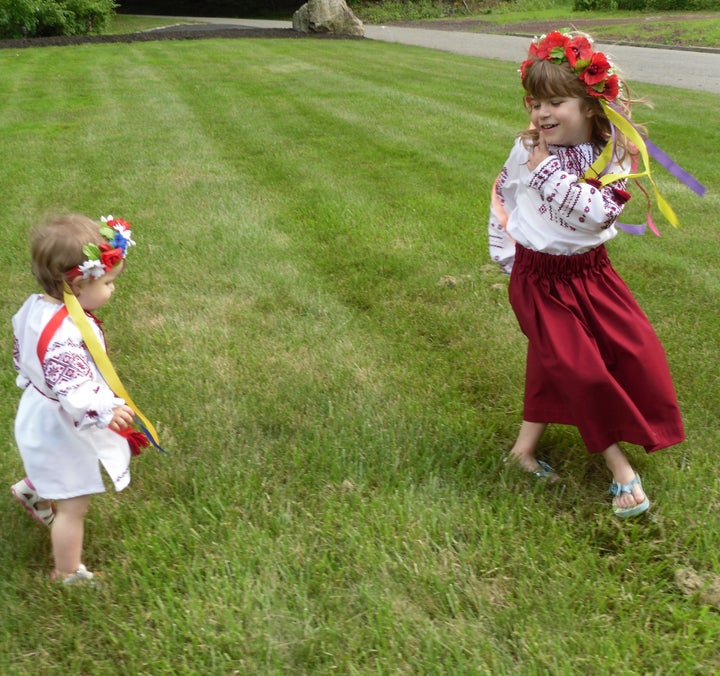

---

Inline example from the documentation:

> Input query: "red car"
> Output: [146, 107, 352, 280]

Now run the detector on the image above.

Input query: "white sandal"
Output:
[53, 564, 100, 586]
[11, 477, 55, 527]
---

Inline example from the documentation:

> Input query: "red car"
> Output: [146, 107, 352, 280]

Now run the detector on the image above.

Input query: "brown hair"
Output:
[30, 214, 104, 299]
[518, 57, 641, 162]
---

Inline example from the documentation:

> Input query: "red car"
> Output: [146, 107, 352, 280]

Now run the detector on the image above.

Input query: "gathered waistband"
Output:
[513, 244, 610, 278]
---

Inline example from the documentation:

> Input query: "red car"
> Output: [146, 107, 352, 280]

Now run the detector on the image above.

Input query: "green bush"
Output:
[0, 0, 116, 39]
[616, 0, 647, 9]
[572, 0, 616, 10]
[574, 0, 716, 8]
[349, 0, 472, 23]
[646, 0, 715, 8]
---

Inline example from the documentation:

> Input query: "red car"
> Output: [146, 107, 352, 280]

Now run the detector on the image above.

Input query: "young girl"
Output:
[11, 213, 144, 582]
[488, 31, 685, 517]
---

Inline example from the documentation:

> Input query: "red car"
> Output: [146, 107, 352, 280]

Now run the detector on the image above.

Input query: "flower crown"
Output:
[66, 215, 135, 281]
[520, 31, 620, 102]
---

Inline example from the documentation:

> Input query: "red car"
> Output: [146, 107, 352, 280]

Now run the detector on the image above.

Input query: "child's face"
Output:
[73, 262, 123, 311]
[528, 96, 594, 147]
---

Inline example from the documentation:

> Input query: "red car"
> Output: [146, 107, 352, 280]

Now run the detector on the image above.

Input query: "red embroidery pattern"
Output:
[13, 336, 20, 371]
[528, 145, 626, 231]
[44, 339, 93, 389]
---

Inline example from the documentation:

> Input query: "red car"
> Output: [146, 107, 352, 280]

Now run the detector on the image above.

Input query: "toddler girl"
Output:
[11, 213, 144, 582]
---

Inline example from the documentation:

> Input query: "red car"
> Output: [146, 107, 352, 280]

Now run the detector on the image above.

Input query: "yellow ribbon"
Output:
[582, 100, 679, 227]
[63, 281, 162, 448]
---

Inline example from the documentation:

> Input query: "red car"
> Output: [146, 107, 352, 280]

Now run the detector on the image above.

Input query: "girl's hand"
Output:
[109, 404, 135, 431]
[526, 132, 550, 172]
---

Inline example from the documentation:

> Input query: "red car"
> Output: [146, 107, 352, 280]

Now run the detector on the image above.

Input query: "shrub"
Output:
[646, 0, 715, 8]
[0, 0, 116, 39]
[574, 0, 717, 8]
[348, 1, 475, 23]
[616, 0, 647, 9]
[572, 0, 616, 10]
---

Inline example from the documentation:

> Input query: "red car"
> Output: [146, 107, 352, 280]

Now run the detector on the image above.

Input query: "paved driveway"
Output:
[190, 17, 720, 95]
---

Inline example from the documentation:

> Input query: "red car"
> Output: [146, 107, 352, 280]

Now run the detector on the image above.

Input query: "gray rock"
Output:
[293, 0, 364, 37]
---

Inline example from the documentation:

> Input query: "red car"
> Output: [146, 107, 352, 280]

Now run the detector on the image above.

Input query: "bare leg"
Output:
[507, 420, 549, 473]
[51, 495, 91, 577]
[602, 443, 646, 509]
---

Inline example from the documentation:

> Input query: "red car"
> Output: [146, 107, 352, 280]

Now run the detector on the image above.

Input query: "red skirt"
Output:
[509, 244, 684, 454]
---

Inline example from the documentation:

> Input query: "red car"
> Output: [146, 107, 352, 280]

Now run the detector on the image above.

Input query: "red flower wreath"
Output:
[521, 31, 620, 102]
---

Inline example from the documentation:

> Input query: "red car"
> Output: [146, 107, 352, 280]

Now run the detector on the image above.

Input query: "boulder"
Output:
[293, 0, 364, 37]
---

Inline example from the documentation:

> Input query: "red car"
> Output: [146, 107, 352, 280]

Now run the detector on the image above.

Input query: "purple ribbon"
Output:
[616, 222, 648, 235]
[607, 102, 707, 197]
[645, 138, 707, 197]
[603, 102, 706, 236]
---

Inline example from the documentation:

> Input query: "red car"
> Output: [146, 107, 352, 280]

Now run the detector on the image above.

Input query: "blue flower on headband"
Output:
[112, 231, 129, 254]
[100, 215, 136, 256]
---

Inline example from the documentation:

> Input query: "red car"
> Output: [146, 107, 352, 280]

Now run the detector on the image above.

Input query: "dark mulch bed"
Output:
[0, 24, 363, 50]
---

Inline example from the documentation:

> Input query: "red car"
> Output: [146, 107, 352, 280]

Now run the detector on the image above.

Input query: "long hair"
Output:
[30, 214, 104, 299]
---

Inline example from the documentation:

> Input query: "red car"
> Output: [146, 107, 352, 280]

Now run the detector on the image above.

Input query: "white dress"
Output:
[13, 294, 131, 500]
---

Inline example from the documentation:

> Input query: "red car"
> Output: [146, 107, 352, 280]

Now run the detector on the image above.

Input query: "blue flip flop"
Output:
[610, 474, 650, 518]
[504, 456, 557, 480]
[534, 459, 557, 480]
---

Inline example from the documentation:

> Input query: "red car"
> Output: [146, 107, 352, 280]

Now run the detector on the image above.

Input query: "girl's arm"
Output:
[13, 335, 31, 390]
[527, 139, 629, 232]
[43, 337, 127, 430]
[109, 404, 135, 432]
[488, 173, 516, 275]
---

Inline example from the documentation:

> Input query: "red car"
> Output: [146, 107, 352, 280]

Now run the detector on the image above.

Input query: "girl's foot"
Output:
[51, 564, 100, 586]
[10, 477, 55, 527]
[505, 451, 558, 481]
[610, 473, 650, 518]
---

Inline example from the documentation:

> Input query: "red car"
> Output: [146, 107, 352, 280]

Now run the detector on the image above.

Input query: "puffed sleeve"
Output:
[528, 155, 629, 233]
[488, 176, 515, 275]
[488, 161, 516, 275]
[13, 335, 31, 390]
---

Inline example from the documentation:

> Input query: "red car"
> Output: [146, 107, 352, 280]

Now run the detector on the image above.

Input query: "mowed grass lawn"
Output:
[0, 35, 718, 673]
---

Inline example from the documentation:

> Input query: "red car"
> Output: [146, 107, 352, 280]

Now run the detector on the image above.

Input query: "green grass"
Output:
[0, 35, 719, 673]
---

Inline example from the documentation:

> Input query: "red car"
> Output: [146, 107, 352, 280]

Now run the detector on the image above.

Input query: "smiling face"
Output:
[71, 261, 124, 312]
[521, 58, 607, 149]
[529, 96, 595, 147]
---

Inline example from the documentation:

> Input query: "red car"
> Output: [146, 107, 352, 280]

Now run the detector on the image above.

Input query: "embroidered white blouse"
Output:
[13, 294, 131, 500]
[488, 138, 630, 274]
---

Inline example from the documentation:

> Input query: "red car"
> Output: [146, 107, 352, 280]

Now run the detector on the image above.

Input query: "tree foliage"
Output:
[116, 0, 301, 18]
[574, 0, 716, 9]
[0, 0, 117, 38]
